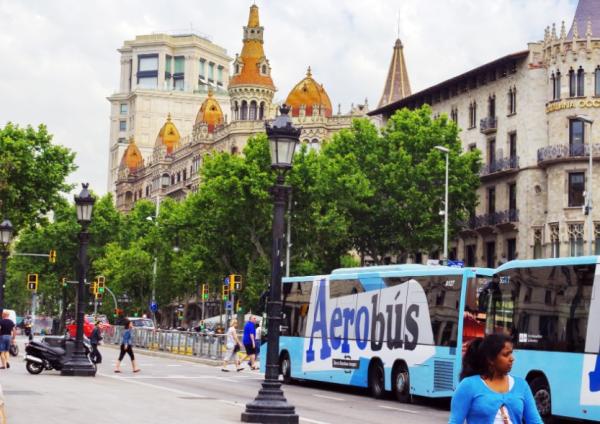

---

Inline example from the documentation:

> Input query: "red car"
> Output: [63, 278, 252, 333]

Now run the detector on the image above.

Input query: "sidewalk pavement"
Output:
[2, 337, 246, 424]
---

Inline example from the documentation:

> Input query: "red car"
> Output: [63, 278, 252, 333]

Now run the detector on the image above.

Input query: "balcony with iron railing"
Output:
[480, 156, 519, 178]
[463, 209, 519, 230]
[537, 143, 600, 166]
[480, 116, 498, 134]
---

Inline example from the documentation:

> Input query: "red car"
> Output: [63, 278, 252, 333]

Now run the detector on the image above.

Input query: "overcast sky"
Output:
[0, 0, 577, 196]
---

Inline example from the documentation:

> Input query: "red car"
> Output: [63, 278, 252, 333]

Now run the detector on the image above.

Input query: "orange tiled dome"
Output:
[195, 90, 224, 132]
[120, 137, 144, 172]
[285, 67, 332, 118]
[155, 114, 181, 154]
[229, 5, 275, 90]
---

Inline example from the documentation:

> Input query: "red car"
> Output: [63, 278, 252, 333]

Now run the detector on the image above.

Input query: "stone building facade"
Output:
[370, 0, 600, 267]
[112, 4, 369, 212]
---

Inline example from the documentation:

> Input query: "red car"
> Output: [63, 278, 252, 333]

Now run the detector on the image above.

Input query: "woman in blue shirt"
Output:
[449, 333, 543, 424]
[114, 320, 140, 373]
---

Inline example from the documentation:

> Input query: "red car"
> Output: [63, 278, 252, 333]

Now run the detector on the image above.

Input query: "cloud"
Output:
[0, 0, 577, 196]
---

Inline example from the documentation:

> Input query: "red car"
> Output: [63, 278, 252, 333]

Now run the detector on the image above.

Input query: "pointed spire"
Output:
[552, 23, 557, 40]
[306, 66, 312, 78]
[560, 20, 567, 40]
[248, 4, 260, 28]
[573, 19, 579, 39]
[378, 38, 412, 108]
[568, 0, 600, 39]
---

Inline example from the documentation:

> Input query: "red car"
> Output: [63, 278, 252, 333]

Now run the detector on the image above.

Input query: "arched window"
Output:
[261, 64, 267, 74]
[235, 64, 240, 74]
[556, 70, 562, 100]
[241, 100, 248, 120]
[233, 101, 239, 121]
[259, 102, 265, 120]
[231, 146, 239, 155]
[595, 67, 600, 96]
[569, 68, 576, 97]
[577, 67, 585, 97]
[249, 100, 257, 120]
[551, 73, 556, 100]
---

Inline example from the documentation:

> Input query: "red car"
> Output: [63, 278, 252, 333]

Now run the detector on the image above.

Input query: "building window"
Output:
[249, 101, 257, 120]
[568, 172, 585, 207]
[119, 120, 126, 132]
[549, 223, 560, 258]
[507, 87, 516, 114]
[208, 62, 215, 83]
[137, 54, 159, 88]
[506, 238, 516, 261]
[595, 66, 600, 96]
[199, 59, 206, 81]
[508, 183, 517, 212]
[568, 223, 584, 256]
[469, 101, 477, 128]
[569, 68, 576, 97]
[165, 55, 172, 80]
[465, 244, 476, 267]
[468, 143, 476, 152]
[261, 64, 267, 74]
[552, 70, 561, 100]
[569, 119, 585, 155]
[120, 103, 128, 115]
[533, 228, 543, 259]
[450, 106, 458, 123]
[173, 56, 185, 90]
[487, 186, 496, 214]
[577, 67, 585, 96]
[595, 223, 600, 255]
[241, 100, 248, 120]
[488, 94, 496, 117]
[217, 65, 224, 86]
[486, 241, 496, 268]
[488, 138, 496, 167]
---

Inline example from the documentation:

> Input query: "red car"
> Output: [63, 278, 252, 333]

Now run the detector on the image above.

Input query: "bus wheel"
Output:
[280, 353, 292, 384]
[530, 376, 552, 422]
[392, 364, 411, 403]
[369, 361, 385, 399]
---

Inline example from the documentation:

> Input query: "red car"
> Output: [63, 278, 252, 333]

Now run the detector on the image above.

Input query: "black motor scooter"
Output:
[24, 335, 95, 375]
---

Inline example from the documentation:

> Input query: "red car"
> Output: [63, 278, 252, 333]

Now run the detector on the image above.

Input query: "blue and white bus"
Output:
[274, 257, 600, 422]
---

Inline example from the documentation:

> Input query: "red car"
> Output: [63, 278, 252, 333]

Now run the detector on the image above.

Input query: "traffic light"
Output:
[229, 274, 242, 291]
[27, 274, 38, 292]
[236, 299, 242, 313]
[49, 249, 56, 263]
[90, 279, 98, 295]
[61, 277, 67, 287]
[201, 283, 209, 300]
[95, 291, 103, 301]
[222, 282, 230, 300]
[97, 276, 106, 294]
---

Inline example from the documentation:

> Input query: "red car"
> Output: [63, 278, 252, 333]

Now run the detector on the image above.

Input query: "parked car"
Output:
[127, 317, 155, 330]
[66, 315, 112, 338]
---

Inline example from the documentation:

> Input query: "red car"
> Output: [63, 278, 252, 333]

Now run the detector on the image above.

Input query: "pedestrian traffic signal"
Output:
[61, 277, 67, 287]
[201, 283, 209, 300]
[95, 292, 103, 301]
[222, 283, 230, 300]
[49, 249, 56, 263]
[229, 274, 242, 291]
[97, 276, 106, 294]
[27, 274, 38, 292]
[236, 300, 242, 313]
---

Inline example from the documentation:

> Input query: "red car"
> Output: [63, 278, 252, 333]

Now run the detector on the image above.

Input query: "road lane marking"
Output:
[312, 394, 344, 401]
[378, 405, 419, 414]
[300, 418, 332, 424]
[167, 364, 182, 367]
[98, 372, 208, 397]
[217, 400, 332, 424]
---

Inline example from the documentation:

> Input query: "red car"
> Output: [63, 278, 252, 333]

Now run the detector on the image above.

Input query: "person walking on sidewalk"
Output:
[241, 316, 258, 370]
[90, 321, 103, 364]
[221, 319, 244, 372]
[0, 311, 16, 369]
[114, 319, 140, 373]
[449, 333, 542, 424]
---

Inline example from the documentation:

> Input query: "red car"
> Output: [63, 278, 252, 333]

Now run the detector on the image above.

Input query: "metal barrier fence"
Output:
[106, 326, 227, 360]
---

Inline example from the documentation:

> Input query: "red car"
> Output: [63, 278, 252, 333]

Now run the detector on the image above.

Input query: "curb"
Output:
[102, 343, 223, 366]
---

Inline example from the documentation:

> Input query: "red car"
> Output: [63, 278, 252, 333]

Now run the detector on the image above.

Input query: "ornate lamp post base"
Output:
[241, 380, 298, 423]
[61, 352, 96, 376]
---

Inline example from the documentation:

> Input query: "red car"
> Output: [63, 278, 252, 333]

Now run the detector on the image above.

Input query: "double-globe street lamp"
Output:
[434, 145, 450, 265]
[0, 219, 14, 314]
[241, 105, 299, 423]
[62, 183, 96, 376]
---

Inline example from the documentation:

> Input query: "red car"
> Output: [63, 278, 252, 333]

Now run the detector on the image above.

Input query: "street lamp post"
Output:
[241, 105, 299, 423]
[61, 183, 96, 376]
[0, 219, 14, 314]
[150, 174, 170, 324]
[569, 115, 595, 255]
[435, 146, 450, 264]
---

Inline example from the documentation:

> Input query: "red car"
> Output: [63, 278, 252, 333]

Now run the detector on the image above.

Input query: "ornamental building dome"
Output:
[155, 114, 181, 154]
[195, 90, 224, 133]
[119, 137, 144, 172]
[285, 67, 333, 118]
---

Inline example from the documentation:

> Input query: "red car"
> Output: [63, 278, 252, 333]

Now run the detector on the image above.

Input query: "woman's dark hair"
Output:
[123, 319, 130, 329]
[460, 333, 512, 380]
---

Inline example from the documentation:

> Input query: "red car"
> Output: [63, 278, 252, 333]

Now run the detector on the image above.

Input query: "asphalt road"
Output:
[3, 336, 452, 424]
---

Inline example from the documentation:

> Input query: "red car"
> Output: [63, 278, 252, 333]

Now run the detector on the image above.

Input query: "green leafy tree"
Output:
[0, 123, 76, 231]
